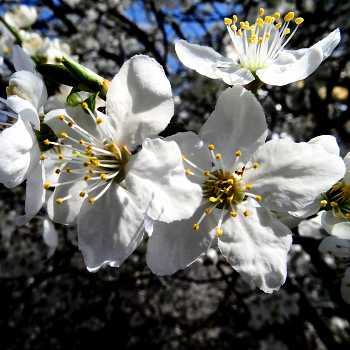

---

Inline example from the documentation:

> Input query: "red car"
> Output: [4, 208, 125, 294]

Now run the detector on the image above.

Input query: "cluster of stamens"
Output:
[224, 8, 304, 71]
[321, 178, 350, 220]
[0, 97, 17, 132]
[42, 103, 129, 205]
[184, 144, 261, 237]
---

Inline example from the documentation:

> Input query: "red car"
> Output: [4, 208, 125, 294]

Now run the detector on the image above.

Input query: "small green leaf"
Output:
[36, 64, 81, 87]
[35, 123, 58, 152]
[67, 87, 83, 107]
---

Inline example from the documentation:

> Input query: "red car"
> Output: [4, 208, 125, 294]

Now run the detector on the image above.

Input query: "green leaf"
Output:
[67, 87, 83, 107]
[36, 64, 81, 87]
[82, 92, 99, 114]
[35, 123, 58, 152]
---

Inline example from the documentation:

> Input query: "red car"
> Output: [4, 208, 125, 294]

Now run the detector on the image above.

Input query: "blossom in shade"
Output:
[175, 8, 340, 87]
[44, 55, 202, 272]
[147, 85, 346, 293]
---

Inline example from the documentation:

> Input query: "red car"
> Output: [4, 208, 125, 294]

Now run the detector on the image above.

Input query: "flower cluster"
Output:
[1, 5, 350, 305]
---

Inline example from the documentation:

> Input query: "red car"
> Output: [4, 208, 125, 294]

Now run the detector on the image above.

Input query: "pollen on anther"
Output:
[285, 28, 291, 35]
[256, 195, 261, 202]
[59, 115, 65, 121]
[233, 15, 237, 22]
[321, 200, 327, 207]
[44, 139, 50, 145]
[89, 169, 95, 174]
[205, 208, 211, 214]
[100, 174, 106, 180]
[295, 17, 304, 24]
[253, 163, 259, 169]
[336, 213, 343, 220]
[182, 155, 185, 161]
[216, 153, 221, 159]
[331, 202, 338, 207]
[284, 12, 294, 22]
[84, 175, 90, 181]
[40, 155, 46, 160]
[259, 8, 264, 16]
[79, 192, 85, 197]
[55, 169, 60, 174]
[61, 133, 67, 138]
[236, 151, 241, 156]
[79, 139, 84, 145]
[186, 169, 191, 175]
[58, 154, 64, 160]
[227, 197, 233, 203]
[227, 179, 233, 185]
[193, 224, 199, 230]
[244, 210, 249, 217]
[275, 22, 282, 29]
[208, 144, 214, 150]
[66, 167, 72, 173]
[56, 198, 62, 204]
[216, 228, 223, 237]
[82, 102, 88, 109]
[347, 214, 350, 220]
[224, 18, 232, 25]
[68, 121, 73, 127]
[273, 13, 280, 20]
[43, 182, 51, 190]
[246, 185, 252, 190]
[96, 118, 103, 125]
[333, 185, 340, 191]
[89, 198, 95, 204]
[204, 171, 210, 177]
[231, 212, 237, 217]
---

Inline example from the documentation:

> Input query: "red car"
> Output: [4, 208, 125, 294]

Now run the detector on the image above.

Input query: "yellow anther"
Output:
[240, 21, 245, 28]
[284, 12, 294, 22]
[82, 102, 88, 109]
[79, 192, 85, 197]
[343, 193, 349, 200]
[216, 153, 221, 159]
[321, 200, 327, 207]
[244, 210, 249, 217]
[285, 28, 291, 35]
[275, 22, 282, 29]
[227, 197, 233, 203]
[236, 151, 242, 157]
[214, 187, 221, 195]
[258, 37, 263, 44]
[86, 145, 93, 150]
[186, 169, 191, 175]
[204, 171, 210, 177]
[89, 169, 95, 174]
[248, 38, 254, 44]
[336, 213, 343, 220]
[231, 25, 237, 31]
[265, 16, 272, 24]
[224, 188, 229, 194]
[295, 17, 304, 25]
[182, 155, 185, 161]
[346, 214, 350, 220]
[216, 228, 223, 237]
[246, 185, 252, 190]
[256, 18, 264, 26]
[58, 154, 64, 160]
[193, 224, 199, 230]
[333, 185, 340, 191]
[44, 139, 50, 145]
[56, 198, 62, 204]
[259, 8, 264, 16]
[61, 133, 67, 138]
[55, 169, 61, 174]
[40, 155, 46, 160]
[231, 212, 237, 217]
[253, 163, 259, 169]
[251, 34, 257, 40]
[237, 29, 242, 36]
[59, 115, 65, 120]
[84, 175, 90, 181]
[331, 202, 338, 207]
[227, 179, 234, 185]
[43, 182, 51, 190]
[83, 162, 89, 167]
[96, 118, 103, 125]
[89, 198, 95, 204]
[208, 144, 214, 150]
[205, 208, 211, 214]
[250, 25, 255, 31]
[273, 13, 280, 20]
[67, 121, 73, 127]
[224, 18, 232, 25]
[79, 139, 84, 145]
[209, 197, 216, 202]
[342, 180, 346, 186]
[256, 195, 262, 202]
[265, 33, 270, 39]
[100, 174, 106, 180]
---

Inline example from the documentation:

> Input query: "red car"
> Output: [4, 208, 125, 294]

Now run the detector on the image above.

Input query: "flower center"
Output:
[224, 8, 304, 71]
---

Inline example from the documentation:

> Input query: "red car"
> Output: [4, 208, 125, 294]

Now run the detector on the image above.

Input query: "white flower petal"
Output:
[6, 96, 40, 129]
[165, 132, 211, 185]
[298, 215, 325, 239]
[106, 55, 174, 148]
[78, 182, 145, 272]
[332, 222, 350, 240]
[12, 44, 36, 73]
[244, 139, 346, 211]
[214, 65, 254, 85]
[312, 28, 341, 60]
[321, 211, 347, 234]
[146, 202, 216, 275]
[218, 204, 292, 293]
[273, 211, 303, 229]
[42, 218, 58, 258]
[290, 194, 323, 218]
[175, 40, 233, 79]
[341, 268, 350, 304]
[257, 45, 324, 86]
[125, 138, 202, 222]
[0, 116, 40, 188]
[15, 162, 45, 226]
[199, 86, 267, 170]
[319, 236, 350, 258]
[308, 135, 340, 155]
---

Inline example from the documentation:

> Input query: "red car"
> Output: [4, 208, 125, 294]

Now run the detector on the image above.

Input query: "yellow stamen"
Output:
[79, 192, 85, 197]
[61, 133, 67, 138]
[321, 200, 327, 207]
[265, 33, 270, 39]
[66, 168, 72, 173]
[100, 174, 106, 180]
[275, 22, 282, 29]
[227, 197, 233, 202]
[59, 115, 65, 121]
[331, 202, 338, 207]
[244, 210, 249, 217]
[84, 175, 90, 181]
[56, 198, 62, 204]
[43, 182, 51, 190]
[259, 8, 264, 16]
[236, 151, 242, 156]
[231, 25, 237, 31]
[333, 185, 340, 191]
[205, 209, 211, 214]
[246, 185, 252, 190]
[186, 169, 191, 175]
[216, 153, 221, 159]
[204, 171, 210, 177]
[58, 154, 64, 160]
[216, 228, 223, 237]
[182, 155, 185, 161]
[193, 224, 199, 230]
[273, 13, 280, 20]
[253, 163, 259, 169]
[233, 15, 237, 22]
[55, 169, 61, 174]
[227, 179, 233, 185]
[224, 18, 232, 25]
[82, 102, 88, 109]
[237, 29, 242, 36]
[295, 17, 304, 25]
[96, 118, 103, 125]
[79, 139, 84, 145]
[336, 213, 343, 220]
[44, 139, 50, 145]
[89, 169, 95, 174]
[256, 195, 261, 202]
[346, 214, 350, 220]
[208, 144, 214, 150]
[284, 12, 294, 22]
[285, 28, 291, 35]
[89, 198, 95, 204]
[40, 155, 46, 160]
[231, 212, 237, 217]
[67, 121, 73, 127]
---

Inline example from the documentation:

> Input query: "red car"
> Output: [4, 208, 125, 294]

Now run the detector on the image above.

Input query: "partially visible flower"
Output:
[175, 8, 340, 87]
[319, 225, 350, 304]
[38, 38, 75, 64]
[4, 5, 37, 29]
[147, 85, 345, 293]
[44, 55, 202, 272]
